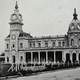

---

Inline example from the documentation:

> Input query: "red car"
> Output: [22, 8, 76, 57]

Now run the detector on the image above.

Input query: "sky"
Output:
[0, 0, 80, 53]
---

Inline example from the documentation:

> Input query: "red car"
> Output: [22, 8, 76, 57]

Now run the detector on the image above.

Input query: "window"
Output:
[12, 56, 15, 63]
[45, 42, 48, 47]
[20, 56, 23, 61]
[12, 44, 15, 48]
[7, 57, 9, 62]
[38, 43, 41, 47]
[6, 44, 9, 49]
[20, 43, 23, 48]
[58, 41, 61, 47]
[71, 39, 74, 46]
[62, 41, 65, 46]
[53, 42, 55, 47]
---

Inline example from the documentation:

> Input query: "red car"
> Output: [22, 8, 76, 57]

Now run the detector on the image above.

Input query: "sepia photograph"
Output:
[0, 0, 80, 80]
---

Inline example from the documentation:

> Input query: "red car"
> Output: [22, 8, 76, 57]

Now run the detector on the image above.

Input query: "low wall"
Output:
[0, 63, 11, 76]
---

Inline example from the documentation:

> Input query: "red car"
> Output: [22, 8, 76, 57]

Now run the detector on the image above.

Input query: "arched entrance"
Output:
[48, 51, 54, 62]
[55, 51, 62, 62]
[71, 39, 74, 46]
[40, 52, 46, 62]
[66, 53, 71, 63]
[25, 52, 31, 63]
[72, 53, 76, 63]
[33, 52, 38, 62]
[79, 54, 80, 63]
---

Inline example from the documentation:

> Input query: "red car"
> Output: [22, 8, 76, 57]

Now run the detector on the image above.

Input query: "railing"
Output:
[8, 61, 80, 72]
[8, 63, 46, 72]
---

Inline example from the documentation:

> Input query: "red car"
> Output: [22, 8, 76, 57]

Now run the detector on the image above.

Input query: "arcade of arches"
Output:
[25, 51, 80, 64]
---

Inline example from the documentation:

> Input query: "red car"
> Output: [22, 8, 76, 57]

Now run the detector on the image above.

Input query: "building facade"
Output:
[4, 2, 80, 65]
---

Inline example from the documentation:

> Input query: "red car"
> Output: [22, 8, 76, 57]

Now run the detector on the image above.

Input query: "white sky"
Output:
[0, 0, 80, 53]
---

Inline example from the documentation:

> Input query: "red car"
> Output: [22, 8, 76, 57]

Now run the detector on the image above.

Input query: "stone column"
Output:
[54, 51, 56, 63]
[70, 53, 72, 63]
[76, 53, 79, 62]
[46, 51, 48, 64]
[31, 52, 33, 64]
[62, 51, 65, 63]
[39, 52, 40, 64]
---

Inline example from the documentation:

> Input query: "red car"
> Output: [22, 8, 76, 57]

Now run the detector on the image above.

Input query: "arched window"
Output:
[38, 43, 41, 47]
[20, 56, 23, 61]
[62, 41, 65, 46]
[71, 39, 74, 46]
[7, 57, 9, 62]
[20, 43, 23, 48]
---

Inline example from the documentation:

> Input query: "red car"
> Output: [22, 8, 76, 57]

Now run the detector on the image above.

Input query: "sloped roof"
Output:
[7, 34, 10, 38]
[19, 32, 33, 38]
[68, 19, 80, 33]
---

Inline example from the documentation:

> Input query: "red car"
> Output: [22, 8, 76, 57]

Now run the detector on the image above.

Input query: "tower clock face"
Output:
[71, 26, 74, 30]
[11, 35, 16, 40]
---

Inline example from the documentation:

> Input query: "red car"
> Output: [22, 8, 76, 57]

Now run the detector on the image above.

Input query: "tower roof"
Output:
[10, 1, 23, 25]
[68, 8, 80, 33]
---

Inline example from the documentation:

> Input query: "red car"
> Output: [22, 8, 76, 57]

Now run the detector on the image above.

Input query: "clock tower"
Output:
[10, 1, 23, 32]
[9, 1, 23, 63]
[67, 8, 80, 48]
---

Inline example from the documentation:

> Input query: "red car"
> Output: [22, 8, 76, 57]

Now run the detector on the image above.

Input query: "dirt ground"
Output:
[7, 67, 80, 80]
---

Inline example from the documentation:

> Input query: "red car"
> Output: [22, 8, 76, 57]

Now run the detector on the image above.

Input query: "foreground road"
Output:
[9, 68, 80, 80]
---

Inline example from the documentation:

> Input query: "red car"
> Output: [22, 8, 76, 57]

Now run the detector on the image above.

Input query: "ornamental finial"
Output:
[74, 8, 76, 14]
[15, 1, 18, 9]
[73, 8, 78, 20]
